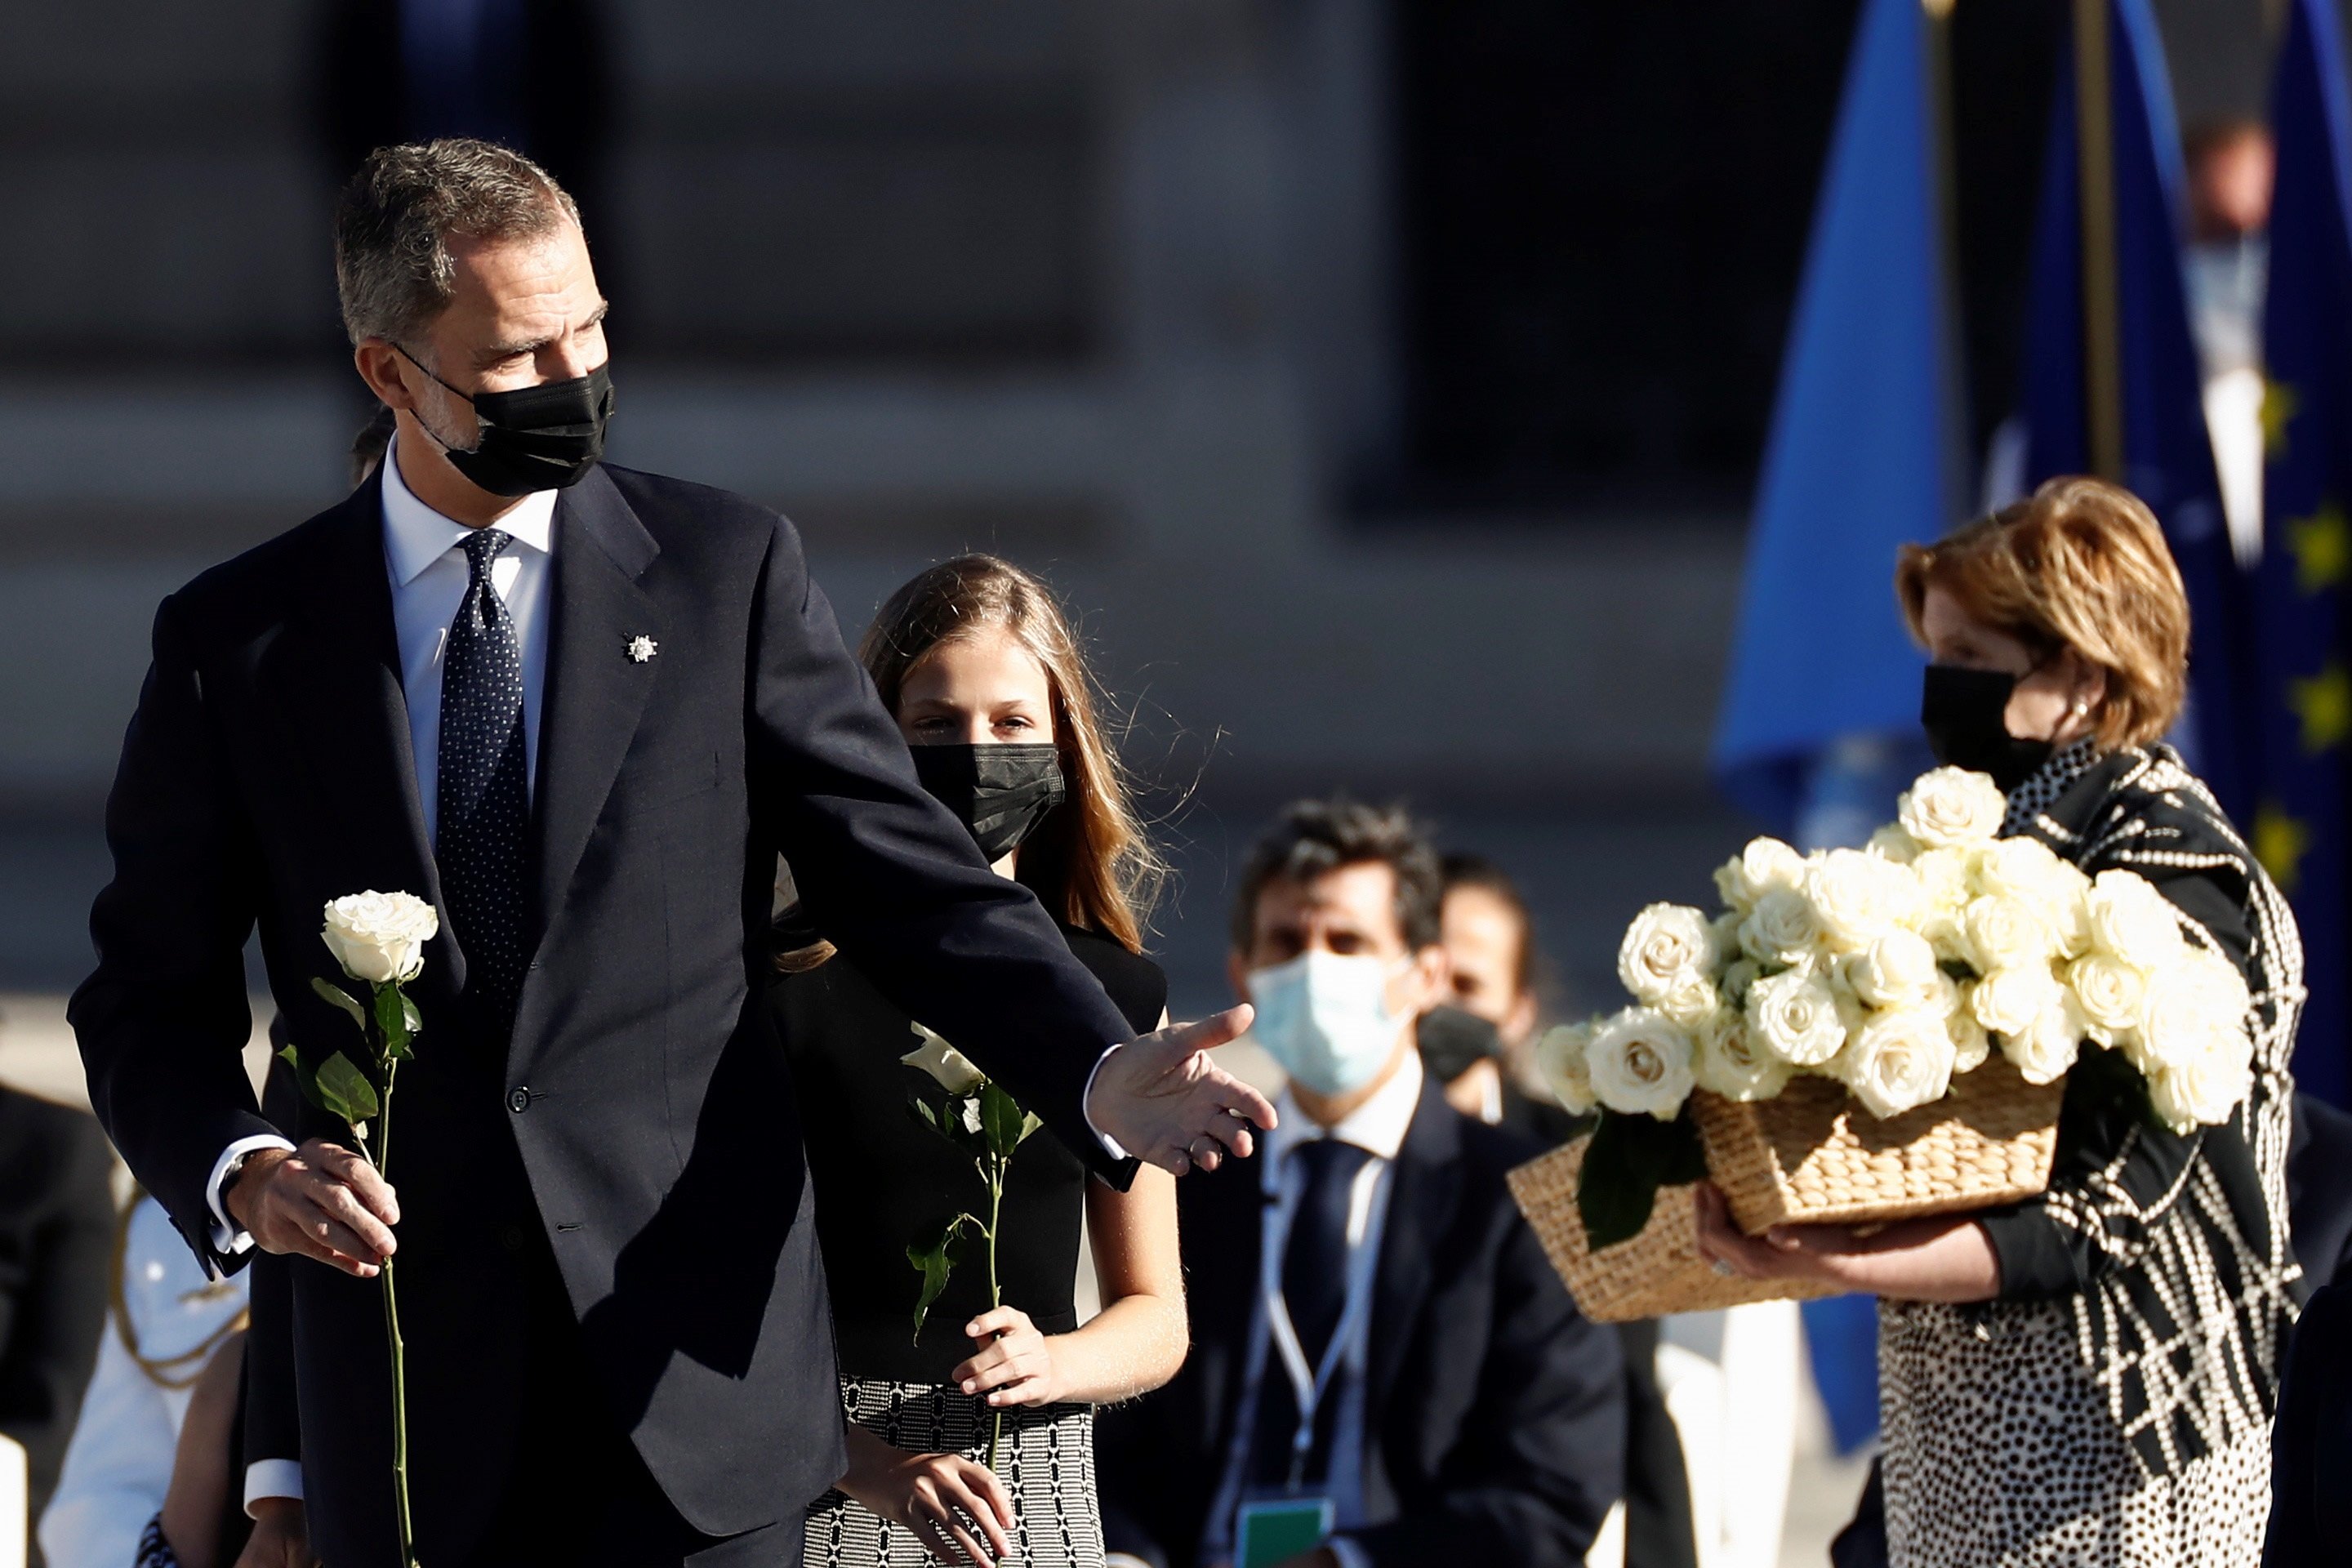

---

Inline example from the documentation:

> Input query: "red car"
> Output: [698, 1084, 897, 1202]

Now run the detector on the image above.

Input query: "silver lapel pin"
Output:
[626, 635, 660, 664]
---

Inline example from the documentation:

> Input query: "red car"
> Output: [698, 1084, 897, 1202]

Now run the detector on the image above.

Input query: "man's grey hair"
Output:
[334, 139, 583, 347]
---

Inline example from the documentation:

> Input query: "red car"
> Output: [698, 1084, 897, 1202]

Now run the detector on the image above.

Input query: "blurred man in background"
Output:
[0, 1083, 117, 1567]
[1432, 853, 1698, 1568]
[1099, 800, 1623, 1568]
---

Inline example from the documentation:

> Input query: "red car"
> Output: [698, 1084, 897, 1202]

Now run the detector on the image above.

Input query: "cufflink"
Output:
[626, 635, 659, 663]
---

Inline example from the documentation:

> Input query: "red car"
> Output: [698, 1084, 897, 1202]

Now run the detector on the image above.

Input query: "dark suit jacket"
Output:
[1097, 1080, 1624, 1568]
[2265, 1279, 2352, 1565]
[0, 1087, 116, 1566]
[71, 465, 1139, 1566]
[2288, 1094, 2352, 1292]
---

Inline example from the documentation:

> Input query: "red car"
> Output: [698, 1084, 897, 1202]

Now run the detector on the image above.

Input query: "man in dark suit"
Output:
[0, 1084, 114, 1568]
[71, 139, 1272, 1568]
[1098, 801, 1623, 1568]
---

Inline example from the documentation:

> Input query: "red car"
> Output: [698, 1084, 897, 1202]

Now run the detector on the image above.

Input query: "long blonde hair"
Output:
[858, 555, 1164, 953]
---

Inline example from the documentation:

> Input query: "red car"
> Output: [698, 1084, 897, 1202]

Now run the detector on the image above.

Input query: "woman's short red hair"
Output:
[1895, 476, 2190, 751]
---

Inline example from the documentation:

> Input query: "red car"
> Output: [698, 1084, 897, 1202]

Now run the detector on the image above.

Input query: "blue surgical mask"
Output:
[1247, 951, 1409, 1097]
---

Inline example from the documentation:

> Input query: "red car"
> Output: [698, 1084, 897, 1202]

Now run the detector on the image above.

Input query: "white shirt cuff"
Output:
[1327, 1536, 1372, 1568]
[207, 1135, 296, 1255]
[1081, 1045, 1130, 1160]
[244, 1459, 303, 1512]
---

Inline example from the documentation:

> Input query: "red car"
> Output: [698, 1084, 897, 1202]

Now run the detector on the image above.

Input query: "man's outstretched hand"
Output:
[228, 1137, 399, 1277]
[1085, 1005, 1276, 1174]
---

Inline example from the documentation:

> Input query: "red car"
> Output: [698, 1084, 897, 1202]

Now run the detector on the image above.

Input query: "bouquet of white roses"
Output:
[1537, 765, 2254, 1248]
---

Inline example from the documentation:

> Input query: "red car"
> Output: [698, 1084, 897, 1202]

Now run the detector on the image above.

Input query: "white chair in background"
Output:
[1657, 1299, 1803, 1568]
[0, 1432, 27, 1568]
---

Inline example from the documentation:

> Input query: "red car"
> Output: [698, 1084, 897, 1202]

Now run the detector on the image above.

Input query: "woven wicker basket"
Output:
[1507, 1138, 1837, 1322]
[1690, 1051, 2065, 1235]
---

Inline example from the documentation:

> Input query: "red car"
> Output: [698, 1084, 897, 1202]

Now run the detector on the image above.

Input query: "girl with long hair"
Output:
[777, 555, 1184, 1568]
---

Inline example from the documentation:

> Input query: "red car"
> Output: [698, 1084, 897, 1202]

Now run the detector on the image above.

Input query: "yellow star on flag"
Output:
[2288, 504, 2352, 595]
[2255, 803, 2314, 893]
[2264, 378, 2300, 460]
[2290, 661, 2352, 753]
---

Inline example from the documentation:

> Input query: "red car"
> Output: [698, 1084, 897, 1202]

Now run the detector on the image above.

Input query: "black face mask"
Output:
[396, 345, 615, 496]
[911, 744, 1067, 862]
[1417, 1004, 1503, 1086]
[1920, 664, 2056, 791]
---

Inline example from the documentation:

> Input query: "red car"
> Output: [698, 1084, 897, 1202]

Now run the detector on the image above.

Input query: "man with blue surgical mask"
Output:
[1098, 799, 1624, 1568]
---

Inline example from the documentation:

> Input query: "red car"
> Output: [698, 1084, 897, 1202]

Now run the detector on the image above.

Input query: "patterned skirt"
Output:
[1880, 1298, 2271, 1568]
[802, 1377, 1105, 1568]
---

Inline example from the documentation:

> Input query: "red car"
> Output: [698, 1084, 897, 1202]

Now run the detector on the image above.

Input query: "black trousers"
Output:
[469, 1241, 795, 1568]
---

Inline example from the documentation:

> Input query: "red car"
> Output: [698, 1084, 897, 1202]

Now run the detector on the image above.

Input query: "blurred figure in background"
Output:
[2182, 117, 2275, 564]
[314, 0, 613, 213]
[0, 1084, 116, 1568]
[1432, 855, 1697, 1568]
[1098, 800, 1624, 1568]
[38, 1198, 248, 1568]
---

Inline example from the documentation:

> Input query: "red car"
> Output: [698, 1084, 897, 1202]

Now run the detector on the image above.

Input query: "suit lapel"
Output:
[270, 479, 454, 1004]
[1367, 1085, 1463, 1410]
[528, 466, 665, 973]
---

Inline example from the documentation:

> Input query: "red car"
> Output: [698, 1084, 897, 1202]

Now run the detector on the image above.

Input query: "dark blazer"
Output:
[1097, 1080, 1624, 1568]
[2265, 1280, 2352, 1565]
[71, 465, 1140, 1566]
[0, 1086, 116, 1567]
[2288, 1094, 2352, 1291]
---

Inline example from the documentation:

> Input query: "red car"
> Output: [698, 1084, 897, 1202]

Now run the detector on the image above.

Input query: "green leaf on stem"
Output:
[313, 1051, 382, 1129]
[372, 983, 410, 1061]
[978, 1082, 1032, 1160]
[399, 991, 423, 1039]
[907, 1213, 982, 1343]
[1575, 1107, 1708, 1250]
[310, 978, 368, 1031]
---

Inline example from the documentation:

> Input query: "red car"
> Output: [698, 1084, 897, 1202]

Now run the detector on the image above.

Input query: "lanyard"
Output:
[1259, 1141, 1382, 1493]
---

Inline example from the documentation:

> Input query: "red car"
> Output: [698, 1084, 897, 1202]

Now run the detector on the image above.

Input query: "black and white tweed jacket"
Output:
[1978, 742, 2305, 1477]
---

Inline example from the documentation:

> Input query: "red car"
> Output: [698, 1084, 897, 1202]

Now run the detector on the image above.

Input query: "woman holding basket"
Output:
[1697, 477, 2301, 1567]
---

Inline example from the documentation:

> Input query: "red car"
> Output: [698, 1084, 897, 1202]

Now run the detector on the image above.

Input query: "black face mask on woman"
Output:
[395, 345, 615, 496]
[1920, 664, 2056, 791]
[910, 744, 1067, 862]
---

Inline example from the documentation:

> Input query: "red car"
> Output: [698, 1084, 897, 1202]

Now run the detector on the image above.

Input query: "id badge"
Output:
[1235, 1495, 1334, 1568]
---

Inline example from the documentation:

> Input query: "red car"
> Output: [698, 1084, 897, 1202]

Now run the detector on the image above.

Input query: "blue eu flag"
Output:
[2255, 0, 2352, 1106]
[1713, 0, 1964, 834]
[2022, 0, 2252, 821]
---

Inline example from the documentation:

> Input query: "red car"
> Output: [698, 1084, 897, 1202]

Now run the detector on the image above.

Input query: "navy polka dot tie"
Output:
[436, 528, 530, 1027]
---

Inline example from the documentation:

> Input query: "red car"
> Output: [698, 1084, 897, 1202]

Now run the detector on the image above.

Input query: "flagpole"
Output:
[2074, 0, 2126, 480]
[1922, 0, 1969, 525]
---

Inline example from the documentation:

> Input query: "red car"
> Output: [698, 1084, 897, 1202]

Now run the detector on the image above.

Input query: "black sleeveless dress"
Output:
[773, 924, 1165, 1568]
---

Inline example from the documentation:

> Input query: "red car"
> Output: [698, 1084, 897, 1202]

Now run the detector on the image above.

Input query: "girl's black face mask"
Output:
[1920, 664, 2055, 791]
[910, 743, 1067, 862]
[395, 345, 615, 497]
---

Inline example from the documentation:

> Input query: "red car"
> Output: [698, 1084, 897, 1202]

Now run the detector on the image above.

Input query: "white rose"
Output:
[1842, 1009, 1958, 1119]
[1971, 836, 2068, 902]
[1910, 847, 1976, 957]
[1618, 903, 1717, 1005]
[2043, 860, 2096, 958]
[1740, 885, 1824, 966]
[1946, 998, 1992, 1073]
[1747, 966, 1849, 1067]
[2146, 1032, 2255, 1132]
[1534, 1021, 1599, 1115]
[2086, 870, 2188, 967]
[902, 1023, 987, 1095]
[1693, 1008, 1793, 1102]
[2066, 952, 2148, 1047]
[1584, 1009, 1698, 1120]
[2005, 991, 2086, 1085]
[1656, 974, 1720, 1028]
[2135, 947, 2252, 1075]
[1971, 964, 2060, 1038]
[1867, 824, 1922, 865]
[1808, 849, 1904, 953]
[1963, 894, 2056, 975]
[321, 890, 439, 985]
[1898, 767, 2009, 848]
[1714, 837, 1808, 911]
[1846, 928, 1944, 1010]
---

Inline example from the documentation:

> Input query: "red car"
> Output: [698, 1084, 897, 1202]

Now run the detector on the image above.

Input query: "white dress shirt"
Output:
[1203, 1049, 1423, 1568]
